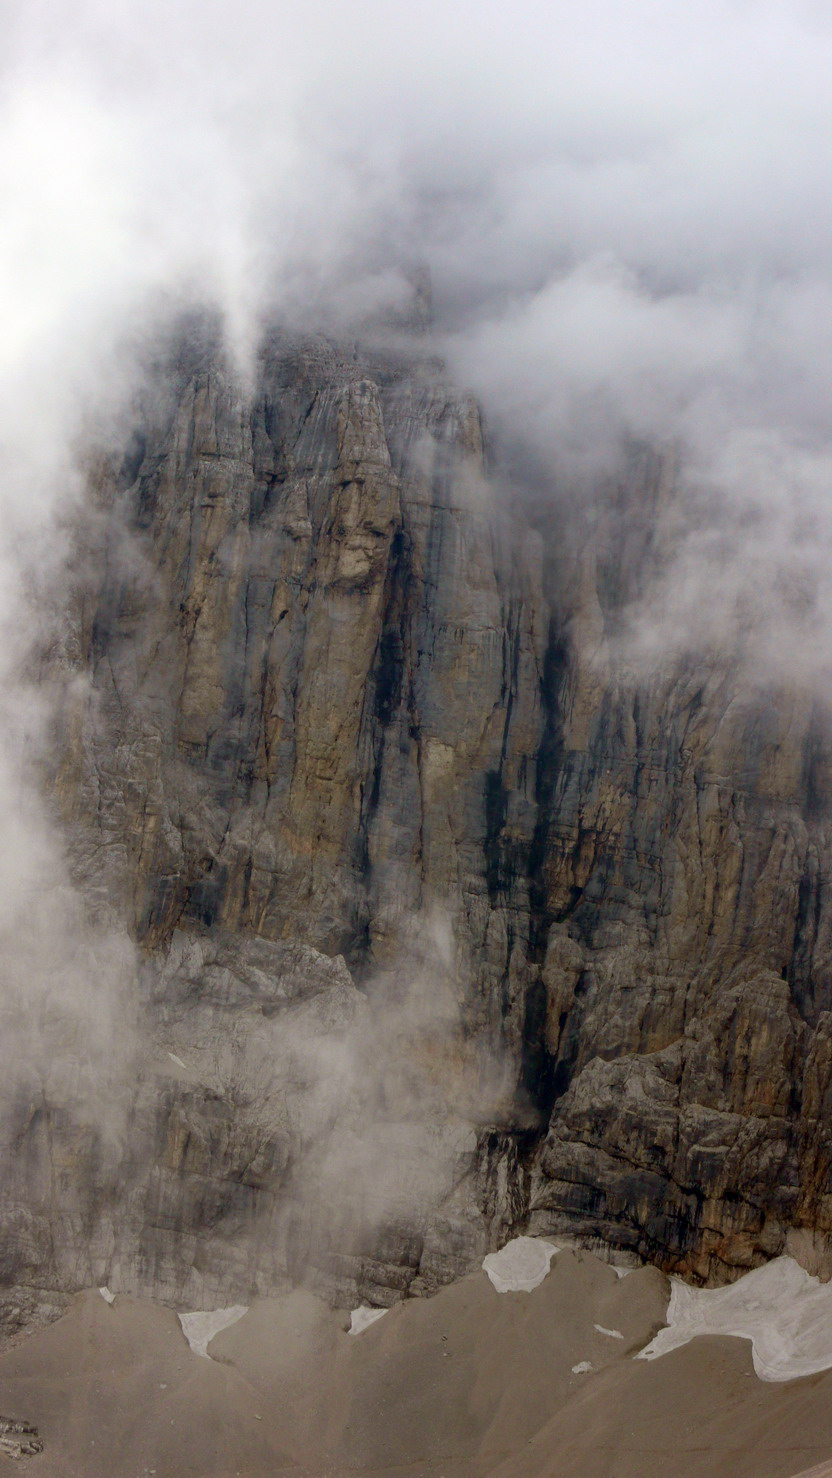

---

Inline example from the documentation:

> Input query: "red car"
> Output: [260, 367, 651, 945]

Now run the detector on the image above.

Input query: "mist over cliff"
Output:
[4, 0, 831, 676]
[1, 0, 832, 1327]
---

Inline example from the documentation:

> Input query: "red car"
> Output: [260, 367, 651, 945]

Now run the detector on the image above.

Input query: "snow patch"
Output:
[98, 1286, 115, 1304]
[178, 1305, 248, 1359]
[167, 1052, 187, 1069]
[571, 1361, 593, 1374]
[349, 1305, 389, 1335]
[637, 1256, 832, 1382]
[482, 1236, 560, 1293]
[594, 1324, 623, 1339]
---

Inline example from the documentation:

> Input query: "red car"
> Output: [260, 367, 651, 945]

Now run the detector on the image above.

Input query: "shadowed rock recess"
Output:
[10, 316, 832, 1327]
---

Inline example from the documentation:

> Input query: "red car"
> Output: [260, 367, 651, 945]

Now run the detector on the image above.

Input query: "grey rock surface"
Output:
[6, 315, 832, 1320]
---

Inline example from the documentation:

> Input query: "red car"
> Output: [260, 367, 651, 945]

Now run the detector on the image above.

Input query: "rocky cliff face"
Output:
[6, 315, 832, 1326]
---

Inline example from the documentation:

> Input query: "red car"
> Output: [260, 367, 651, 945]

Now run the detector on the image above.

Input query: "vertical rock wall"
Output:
[15, 321, 832, 1311]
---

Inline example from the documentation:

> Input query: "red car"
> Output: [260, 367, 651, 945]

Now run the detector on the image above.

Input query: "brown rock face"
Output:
[8, 316, 832, 1314]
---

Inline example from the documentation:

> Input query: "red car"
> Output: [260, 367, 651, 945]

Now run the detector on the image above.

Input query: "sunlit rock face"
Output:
[12, 314, 832, 1321]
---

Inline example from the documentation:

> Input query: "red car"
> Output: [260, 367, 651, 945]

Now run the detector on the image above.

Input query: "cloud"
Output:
[4, 1, 821, 669]
[4, 1, 830, 377]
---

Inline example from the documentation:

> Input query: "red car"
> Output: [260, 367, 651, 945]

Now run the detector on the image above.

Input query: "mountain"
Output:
[4, 314, 831, 1332]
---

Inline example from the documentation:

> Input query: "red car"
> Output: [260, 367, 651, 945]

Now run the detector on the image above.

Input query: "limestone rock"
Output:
[7, 321, 832, 1319]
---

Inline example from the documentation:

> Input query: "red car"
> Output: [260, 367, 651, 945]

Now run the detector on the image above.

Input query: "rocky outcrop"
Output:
[522, 488, 832, 1279]
[8, 314, 832, 1317]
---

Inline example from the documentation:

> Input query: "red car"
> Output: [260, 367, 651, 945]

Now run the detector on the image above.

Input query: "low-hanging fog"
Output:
[1, 0, 831, 1302]
[5, 0, 831, 669]
[3, 0, 830, 690]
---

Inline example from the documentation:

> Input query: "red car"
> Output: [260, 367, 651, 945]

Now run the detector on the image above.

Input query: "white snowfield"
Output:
[178, 1306, 248, 1359]
[638, 1256, 832, 1382]
[349, 1305, 389, 1335]
[482, 1236, 560, 1293]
